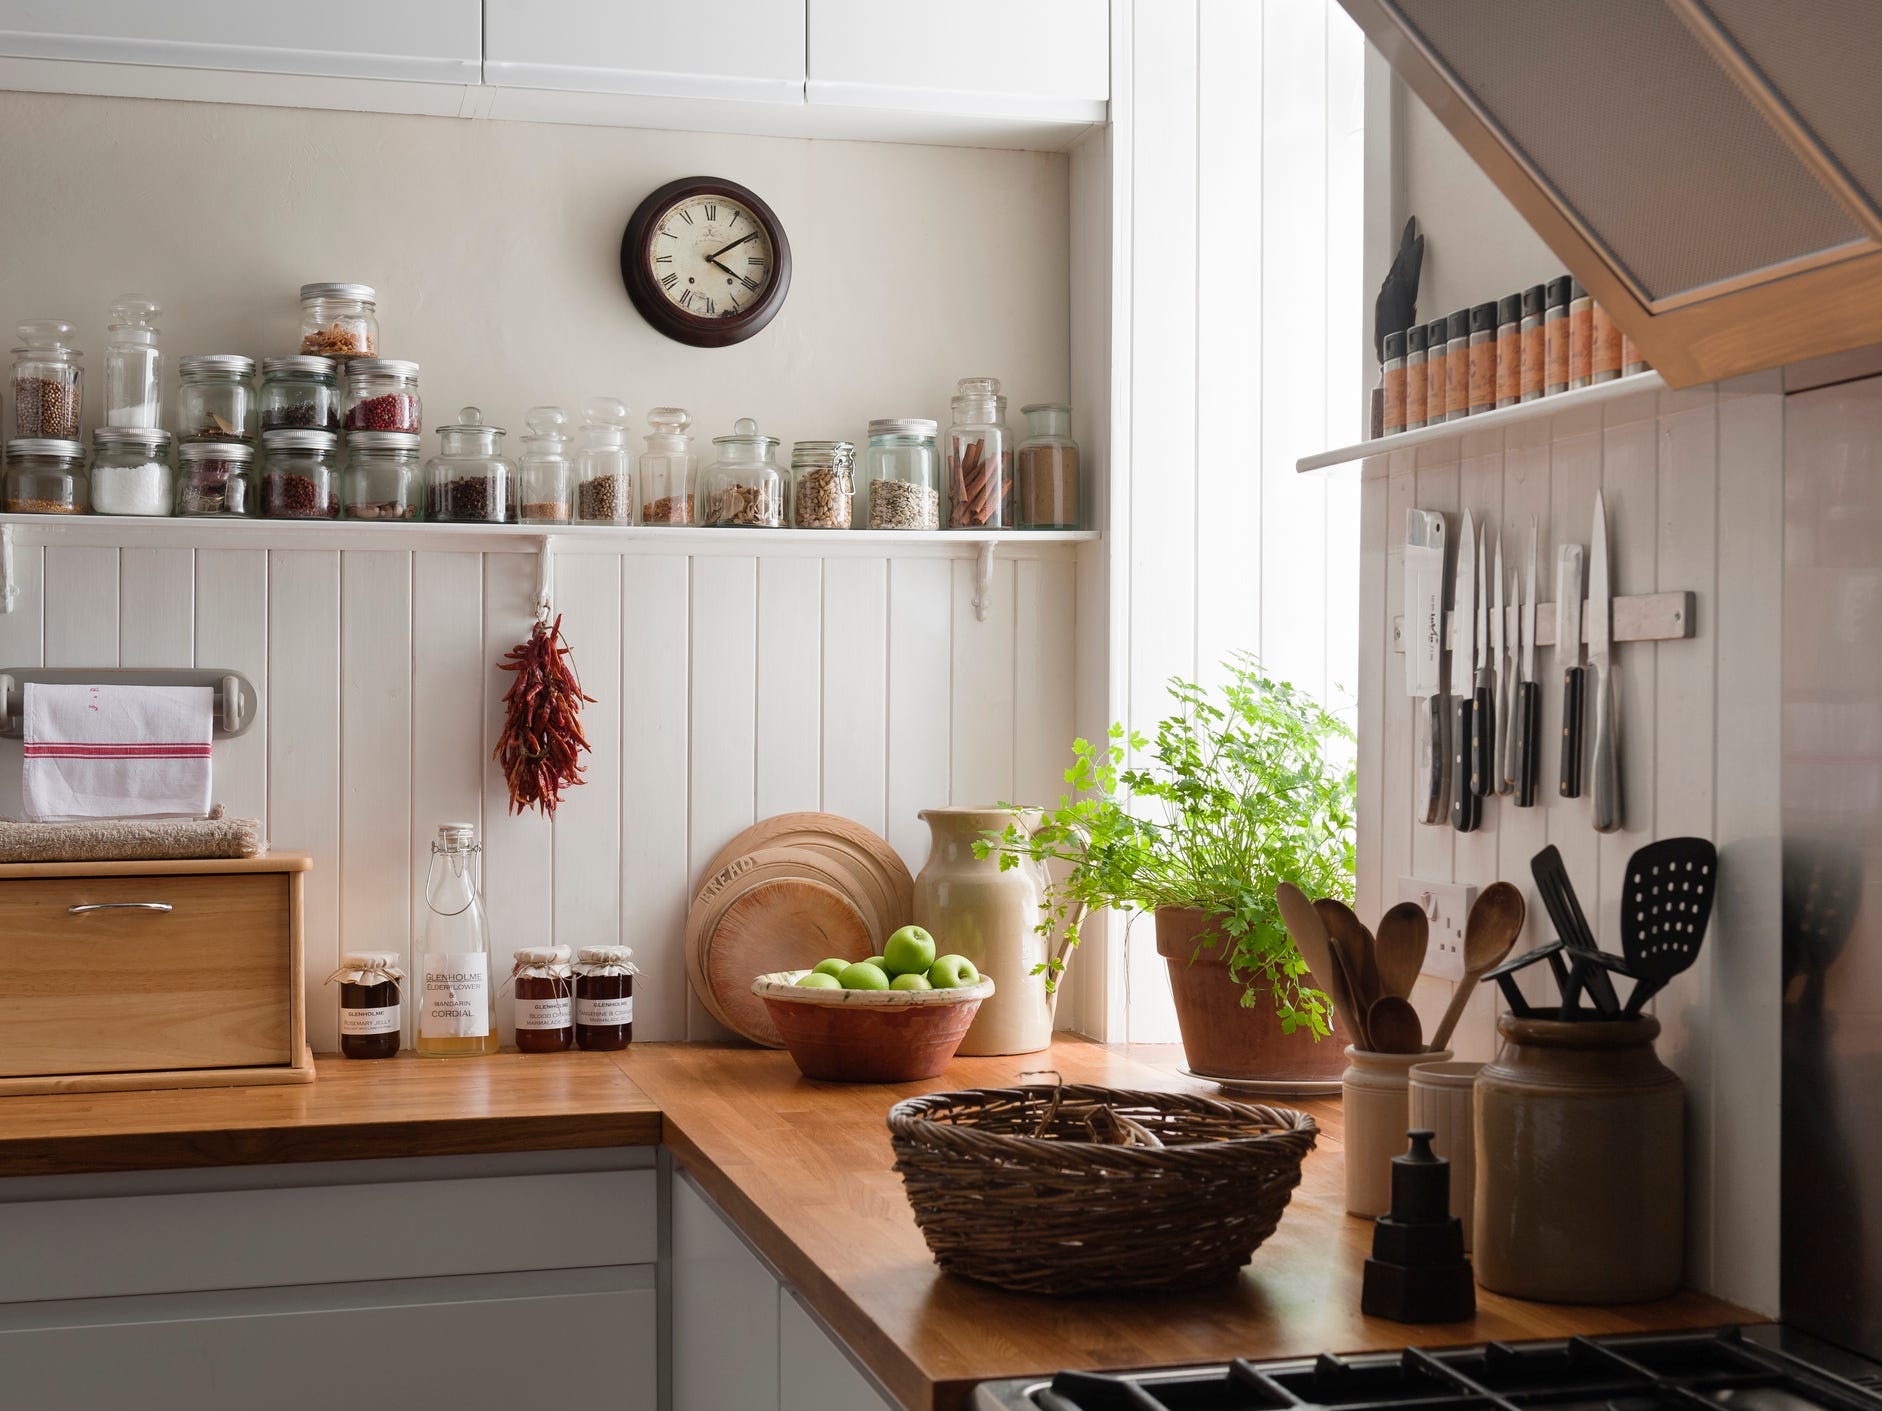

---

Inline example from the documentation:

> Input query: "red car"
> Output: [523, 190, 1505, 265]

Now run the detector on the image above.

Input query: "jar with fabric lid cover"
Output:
[326, 951, 404, 1060]
[512, 946, 574, 1053]
[574, 946, 638, 1050]
[90, 427, 173, 516]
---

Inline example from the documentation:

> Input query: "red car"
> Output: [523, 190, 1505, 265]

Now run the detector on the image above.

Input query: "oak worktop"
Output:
[0, 1039, 1752, 1410]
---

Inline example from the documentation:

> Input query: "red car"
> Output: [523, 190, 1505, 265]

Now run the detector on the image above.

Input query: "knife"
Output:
[1492, 532, 1512, 796]
[1471, 526, 1493, 799]
[1516, 519, 1541, 806]
[1404, 509, 1448, 825]
[1589, 491, 1622, 832]
[1451, 510, 1480, 832]
[1556, 542, 1585, 798]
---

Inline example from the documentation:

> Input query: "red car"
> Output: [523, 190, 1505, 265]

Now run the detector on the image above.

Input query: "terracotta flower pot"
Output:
[1155, 906, 1349, 1084]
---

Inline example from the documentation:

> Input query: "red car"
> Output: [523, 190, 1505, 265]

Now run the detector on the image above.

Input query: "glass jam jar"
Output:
[574, 945, 637, 1050]
[640, 407, 696, 525]
[1015, 402, 1080, 529]
[261, 428, 341, 519]
[863, 418, 939, 530]
[512, 946, 574, 1054]
[701, 417, 783, 527]
[4, 439, 87, 514]
[177, 354, 256, 442]
[575, 397, 633, 525]
[327, 951, 404, 1060]
[947, 377, 1011, 528]
[259, 355, 339, 432]
[345, 430, 423, 521]
[343, 358, 421, 434]
[12, 320, 83, 441]
[791, 440, 855, 530]
[426, 407, 518, 524]
[90, 427, 174, 516]
[175, 439, 256, 517]
[519, 405, 573, 525]
[300, 282, 378, 359]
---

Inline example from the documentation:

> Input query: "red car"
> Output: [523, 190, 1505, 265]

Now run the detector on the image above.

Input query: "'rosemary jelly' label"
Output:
[341, 1003, 400, 1036]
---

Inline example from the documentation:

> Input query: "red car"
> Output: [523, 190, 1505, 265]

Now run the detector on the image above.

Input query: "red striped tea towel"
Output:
[22, 683, 213, 821]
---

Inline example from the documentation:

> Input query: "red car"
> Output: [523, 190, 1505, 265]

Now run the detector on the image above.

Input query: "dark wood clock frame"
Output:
[620, 175, 793, 348]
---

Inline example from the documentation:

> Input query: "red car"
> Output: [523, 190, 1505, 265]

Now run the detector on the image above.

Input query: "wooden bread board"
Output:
[697, 813, 914, 942]
[687, 875, 873, 1047]
[694, 844, 887, 948]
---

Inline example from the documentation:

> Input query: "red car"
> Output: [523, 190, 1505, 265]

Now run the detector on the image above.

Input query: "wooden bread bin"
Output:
[0, 854, 314, 1096]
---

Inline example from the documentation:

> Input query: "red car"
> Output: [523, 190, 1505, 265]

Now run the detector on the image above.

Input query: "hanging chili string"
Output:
[492, 613, 594, 816]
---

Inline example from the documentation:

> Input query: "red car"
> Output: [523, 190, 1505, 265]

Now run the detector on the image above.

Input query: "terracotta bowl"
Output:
[752, 970, 996, 1083]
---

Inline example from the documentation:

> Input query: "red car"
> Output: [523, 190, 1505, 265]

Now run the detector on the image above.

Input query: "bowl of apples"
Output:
[753, 925, 995, 1083]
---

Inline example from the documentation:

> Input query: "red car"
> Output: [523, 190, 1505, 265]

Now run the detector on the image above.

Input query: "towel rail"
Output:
[0, 669, 257, 739]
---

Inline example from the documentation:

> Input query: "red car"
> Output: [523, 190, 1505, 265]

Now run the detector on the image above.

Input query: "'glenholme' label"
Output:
[341, 1003, 400, 1036]
[576, 995, 634, 1027]
[515, 995, 572, 1031]
[421, 953, 489, 1038]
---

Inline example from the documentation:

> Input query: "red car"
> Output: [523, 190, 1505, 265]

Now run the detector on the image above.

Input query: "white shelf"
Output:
[1296, 370, 1669, 473]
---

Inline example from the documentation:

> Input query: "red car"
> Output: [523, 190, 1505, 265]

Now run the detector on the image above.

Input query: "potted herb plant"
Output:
[979, 654, 1356, 1082]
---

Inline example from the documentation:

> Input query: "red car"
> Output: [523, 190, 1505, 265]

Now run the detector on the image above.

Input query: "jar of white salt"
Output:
[89, 427, 174, 516]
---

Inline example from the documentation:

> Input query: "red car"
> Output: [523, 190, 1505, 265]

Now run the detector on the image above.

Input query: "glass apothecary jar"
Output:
[90, 428, 174, 517]
[417, 821, 497, 1058]
[863, 418, 940, 530]
[177, 355, 255, 442]
[947, 377, 1011, 529]
[575, 397, 633, 525]
[519, 405, 573, 525]
[259, 355, 339, 432]
[702, 417, 783, 528]
[261, 428, 341, 519]
[426, 407, 518, 524]
[345, 430, 423, 521]
[640, 407, 696, 525]
[13, 320, 83, 441]
[1015, 403, 1080, 529]
[104, 296, 162, 429]
[4, 439, 87, 514]
[176, 440, 256, 517]
[512, 946, 574, 1054]
[791, 440, 855, 530]
[300, 282, 378, 359]
[343, 358, 421, 434]
[574, 945, 637, 1050]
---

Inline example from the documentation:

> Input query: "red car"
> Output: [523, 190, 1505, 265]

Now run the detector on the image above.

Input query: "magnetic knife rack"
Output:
[1391, 590, 1694, 653]
[0, 669, 259, 738]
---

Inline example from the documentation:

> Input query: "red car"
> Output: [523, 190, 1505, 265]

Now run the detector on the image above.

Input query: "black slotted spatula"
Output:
[1618, 837, 1718, 1018]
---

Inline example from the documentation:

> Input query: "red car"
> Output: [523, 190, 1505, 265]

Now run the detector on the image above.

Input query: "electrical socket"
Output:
[1397, 878, 1477, 982]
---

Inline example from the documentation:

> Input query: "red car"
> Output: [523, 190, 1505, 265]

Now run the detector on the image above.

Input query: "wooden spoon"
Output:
[1275, 883, 1338, 994]
[1374, 900, 1430, 1000]
[1326, 934, 1374, 1051]
[1314, 898, 1382, 1016]
[1367, 995, 1425, 1054]
[1429, 880, 1527, 1052]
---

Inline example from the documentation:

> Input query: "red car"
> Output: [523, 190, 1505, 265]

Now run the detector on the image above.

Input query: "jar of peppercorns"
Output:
[260, 355, 339, 432]
[426, 407, 518, 523]
[300, 282, 378, 360]
[344, 430, 423, 521]
[574, 945, 637, 1050]
[512, 946, 574, 1053]
[343, 358, 421, 434]
[261, 428, 341, 519]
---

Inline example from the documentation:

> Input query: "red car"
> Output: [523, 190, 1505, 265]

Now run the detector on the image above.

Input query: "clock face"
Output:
[622, 177, 793, 348]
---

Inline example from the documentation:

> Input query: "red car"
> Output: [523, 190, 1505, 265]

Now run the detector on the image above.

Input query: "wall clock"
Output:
[620, 176, 792, 348]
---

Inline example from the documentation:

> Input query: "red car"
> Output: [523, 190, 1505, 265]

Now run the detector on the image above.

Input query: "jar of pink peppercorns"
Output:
[342, 359, 421, 435]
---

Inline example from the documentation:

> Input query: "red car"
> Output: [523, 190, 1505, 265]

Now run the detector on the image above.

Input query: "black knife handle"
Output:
[1452, 697, 1478, 831]
[1559, 665, 1584, 797]
[1471, 682, 1493, 798]
[1515, 680, 1540, 807]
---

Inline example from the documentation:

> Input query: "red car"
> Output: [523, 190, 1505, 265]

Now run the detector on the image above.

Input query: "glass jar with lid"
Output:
[90, 428, 174, 516]
[791, 440, 855, 530]
[12, 320, 83, 441]
[574, 945, 637, 1050]
[863, 418, 940, 530]
[4, 439, 87, 514]
[176, 440, 256, 517]
[1015, 403, 1080, 529]
[343, 358, 421, 434]
[177, 355, 255, 442]
[702, 417, 784, 528]
[574, 397, 634, 525]
[519, 405, 573, 525]
[511, 946, 575, 1054]
[300, 282, 378, 359]
[426, 407, 518, 524]
[261, 428, 341, 519]
[259, 355, 339, 432]
[417, 821, 497, 1058]
[103, 296, 162, 429]
[947, 377, 1011, 529]
[326, 951, 404, 1060]
[345, 430, 423, 521]
[640, 407, 696, 525]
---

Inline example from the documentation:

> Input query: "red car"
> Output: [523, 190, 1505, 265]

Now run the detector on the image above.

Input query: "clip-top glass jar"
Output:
[702, 417, 783, 527]
[519, 405, 573, 525]
[104, 296, 162, 429]
[640, 407, 696, 525]
[512, 946, 575, 1053]
[343, 358, 421, 433]
[947, 377, 1011, 529]
[326, 951, 404, 1060]
[427, 407, 518, 523]
[260, 355, 339, 432]
[177, 355, 255, 442]
[863, 418, 940, 530]
[13, 320, 83, 441]
[345, 430, 423, 521]
[791, 440, 855, 530]
[176, 440, 255, 517]
[574, 945, 637, 1050]
[300, 282, 378, 359]
[417, 821, 497, 1058]
[261, 428, 341, 519]
[575, 397, 634, 524]
[90, 427, 174, 516]
[4, 439, 87, 514]
[1015, 403, 1080, 529]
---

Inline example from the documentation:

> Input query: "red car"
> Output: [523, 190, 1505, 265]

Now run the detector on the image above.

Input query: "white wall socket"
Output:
[1397, 878, 1477, 982]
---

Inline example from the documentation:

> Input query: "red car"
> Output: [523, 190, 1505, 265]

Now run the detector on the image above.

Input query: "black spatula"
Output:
[1617, 837, 1718, 1017]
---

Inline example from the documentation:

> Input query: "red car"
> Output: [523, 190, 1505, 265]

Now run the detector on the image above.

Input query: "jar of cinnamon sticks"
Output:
[947, 376, 1011, 529]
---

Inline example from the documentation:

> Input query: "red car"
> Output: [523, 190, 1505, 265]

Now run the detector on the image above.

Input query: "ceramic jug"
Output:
[912, 806, 1075, 1056]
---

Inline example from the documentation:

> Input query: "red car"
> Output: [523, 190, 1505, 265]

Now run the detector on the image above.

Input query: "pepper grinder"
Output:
[1361, 1129, 1475, 1323]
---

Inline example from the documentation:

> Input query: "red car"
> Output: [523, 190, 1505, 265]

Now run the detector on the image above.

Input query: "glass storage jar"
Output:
[511, 946, 575, 1054]
[519, 405, 573, 525]
[259, 355, 339, 432]
[176, 439, 256, 517]
[177, 354, 256, 442]
[863, 418, 940, 530]
[947, 377, 1011, 529]
[791, 440, 855, 530]
[300, 282, 378, 359]
[574, 397, 634, 525]
[640, 407, 696, 525]
[344, 430, 423, 521]
[12, 320, 83, 441]
[261, 428, 341, 519]
[426, 407, 518, 524]
[701, 417, 783, 527]
[574, 945, 637, 1050]
[417, 821, 497, 1058]
[343, 358, 421, 434]
[1015, 403, 1080, 529]
[327, 951, 403, 1061]
[90, 427, 174, 516]
[4, 439, 87, 514]
[103, 296, 162, 429]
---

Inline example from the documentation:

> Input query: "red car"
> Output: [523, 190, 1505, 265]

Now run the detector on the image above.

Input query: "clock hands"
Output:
[707, 230, 762, 262]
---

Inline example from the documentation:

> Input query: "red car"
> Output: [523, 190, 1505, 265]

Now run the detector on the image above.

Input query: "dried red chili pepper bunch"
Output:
[493, 613, 595, 816]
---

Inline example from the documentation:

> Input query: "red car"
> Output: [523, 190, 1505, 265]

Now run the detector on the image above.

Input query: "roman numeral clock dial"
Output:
[621, 176, 793, 348]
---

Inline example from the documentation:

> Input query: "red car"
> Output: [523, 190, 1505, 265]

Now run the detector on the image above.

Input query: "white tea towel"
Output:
[22, 683, 214, 821]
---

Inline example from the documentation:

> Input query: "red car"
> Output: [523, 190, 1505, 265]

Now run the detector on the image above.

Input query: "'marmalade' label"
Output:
[421, 953, 489, 1038]
[515, 995, 573, 1030]
[577, 995, 634, 1027]
[342, 1003, 400, 1036]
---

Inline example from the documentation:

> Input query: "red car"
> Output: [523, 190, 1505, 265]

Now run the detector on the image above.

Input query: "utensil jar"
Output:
[1343, 1045, 1453, 1217]
[1409, 1060, 1483, 1250]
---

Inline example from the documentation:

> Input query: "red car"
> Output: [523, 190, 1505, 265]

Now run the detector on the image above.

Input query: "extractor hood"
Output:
[1342, 0, 1882, 387]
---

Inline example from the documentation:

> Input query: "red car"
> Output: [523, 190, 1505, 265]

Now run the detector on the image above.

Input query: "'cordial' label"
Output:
[421, 952, 490, 1038]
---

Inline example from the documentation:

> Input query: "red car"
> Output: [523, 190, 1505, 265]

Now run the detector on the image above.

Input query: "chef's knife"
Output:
[1451, 510, 1480, 832]
[1556, 542, 1584, 798]
[1404, 509, 1448, 825]
[1471, 526, 1493, 799]
[1492, 532, 1512, 796]
[1516, 519, 1541, 807]
[1588, 491, 1622, 832]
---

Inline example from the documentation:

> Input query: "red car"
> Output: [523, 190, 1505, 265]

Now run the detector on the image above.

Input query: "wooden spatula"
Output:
[1314, 898, 1383, 1016]
[1374, 900, 1430, 999]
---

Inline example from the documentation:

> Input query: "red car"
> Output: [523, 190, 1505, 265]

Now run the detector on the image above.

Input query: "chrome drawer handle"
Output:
[68, 902, 174, 915]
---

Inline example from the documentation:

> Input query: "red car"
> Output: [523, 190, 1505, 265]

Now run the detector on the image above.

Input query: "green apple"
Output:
[837, 961, 891, 991]
[796, 971, 842, 989]
[929, 954, 980, 988]
[864, 955, 888, 970]
[890, 972, 932, 991]
[882, 924, 938, 978]
[812, 957, 850, 979]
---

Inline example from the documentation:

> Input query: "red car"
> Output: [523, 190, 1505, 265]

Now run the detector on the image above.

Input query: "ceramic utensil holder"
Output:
[1343, 1045, 1452, 1216]
[1408, 1060, 1483, 1250]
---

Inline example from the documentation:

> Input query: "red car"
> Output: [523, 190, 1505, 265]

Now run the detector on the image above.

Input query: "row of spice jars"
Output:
[178, 354, 422, 443]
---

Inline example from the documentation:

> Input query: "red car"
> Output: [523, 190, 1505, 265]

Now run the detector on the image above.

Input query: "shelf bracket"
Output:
[972, 541, 996, 623]
[0, 523, 15, 616]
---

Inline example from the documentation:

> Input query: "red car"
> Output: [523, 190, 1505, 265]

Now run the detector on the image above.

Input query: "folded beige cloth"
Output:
[0, 804, 265, 863]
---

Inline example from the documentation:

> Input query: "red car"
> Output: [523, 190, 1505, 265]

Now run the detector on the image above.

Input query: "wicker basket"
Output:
[887, 1084, 1317, 1295]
